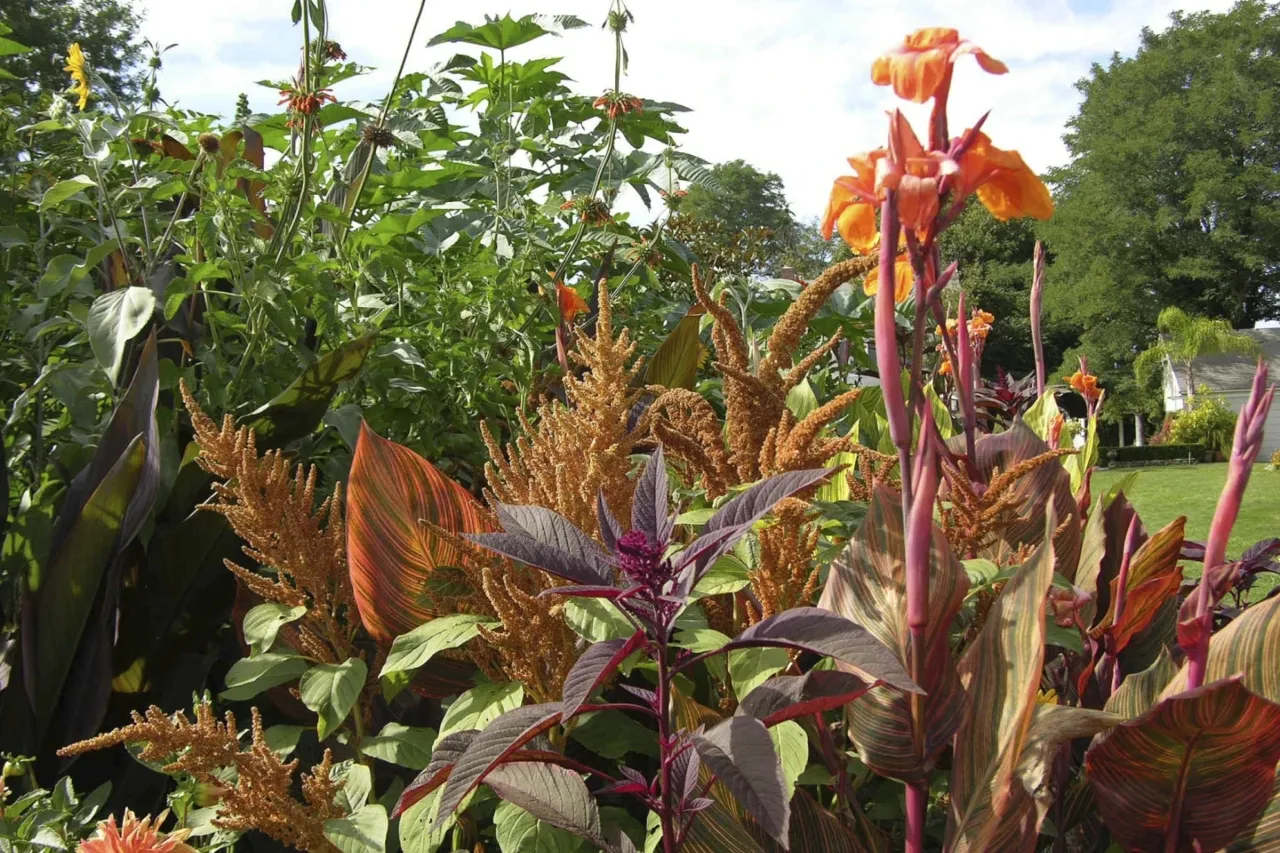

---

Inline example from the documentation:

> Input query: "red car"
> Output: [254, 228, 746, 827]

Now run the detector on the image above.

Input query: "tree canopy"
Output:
[1, 0, 141, 98]
[1040, 0, 1280, 416]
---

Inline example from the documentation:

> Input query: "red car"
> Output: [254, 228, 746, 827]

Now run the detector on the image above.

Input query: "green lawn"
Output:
[1092, 463, 1280, 594]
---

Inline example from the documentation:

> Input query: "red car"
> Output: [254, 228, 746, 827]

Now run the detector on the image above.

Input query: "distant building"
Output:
[1160, 327, 1280, 458]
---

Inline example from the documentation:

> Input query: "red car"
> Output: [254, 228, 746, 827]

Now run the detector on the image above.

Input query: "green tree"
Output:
[1133, 306, 1261, 392]
[939, 204, 1076, 378]
[670, 159, 838, 278]
[1, 0, 141, 98]
[1041, 1, 1280, 417]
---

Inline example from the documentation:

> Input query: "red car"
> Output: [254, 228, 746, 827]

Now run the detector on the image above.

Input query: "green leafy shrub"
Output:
[1169, 388, 1238, 453]
[1101, 443, 1204, 464]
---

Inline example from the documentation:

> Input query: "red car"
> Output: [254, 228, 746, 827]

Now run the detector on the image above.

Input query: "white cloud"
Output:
[135, 0, 1233, 223]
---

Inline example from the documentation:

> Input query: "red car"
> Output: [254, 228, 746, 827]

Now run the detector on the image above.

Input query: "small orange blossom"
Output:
[871, 27, 1007, 104]
[78, 811, 195, 853]
[557, 280, 589, 324]
[1067, 370, 1102, 402]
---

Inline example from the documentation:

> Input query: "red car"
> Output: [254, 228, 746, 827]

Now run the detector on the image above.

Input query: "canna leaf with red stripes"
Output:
[1085, 676, 1280, 853]
[346, 422, 495, 645]
[818, 485, 969, 786]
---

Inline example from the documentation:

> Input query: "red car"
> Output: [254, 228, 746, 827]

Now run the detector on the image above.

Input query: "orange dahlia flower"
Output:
[78, 811, 195, 853]
[871, 27, 1007, 104]
[955, 130, 1054, 221]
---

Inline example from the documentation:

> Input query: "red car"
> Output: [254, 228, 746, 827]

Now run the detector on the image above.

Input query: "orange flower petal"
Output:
[905, 27, 961, 50]
[557, 281, 589, 324]
[863, 255, 913, 303]
[836, 202, 878, 254]
[958, 130, 1054, 221]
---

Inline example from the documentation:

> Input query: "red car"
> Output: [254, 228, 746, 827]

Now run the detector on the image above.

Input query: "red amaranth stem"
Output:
[1185, 362, 1274, 688]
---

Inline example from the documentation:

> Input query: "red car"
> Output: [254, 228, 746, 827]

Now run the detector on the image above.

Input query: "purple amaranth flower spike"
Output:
[1182, 360, 1275, 689]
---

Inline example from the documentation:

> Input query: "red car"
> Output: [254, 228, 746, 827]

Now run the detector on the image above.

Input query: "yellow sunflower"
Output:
[64, 43, 90, 110]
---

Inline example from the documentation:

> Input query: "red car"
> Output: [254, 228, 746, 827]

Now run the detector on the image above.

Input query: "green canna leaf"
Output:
[646, 304, 706, 390]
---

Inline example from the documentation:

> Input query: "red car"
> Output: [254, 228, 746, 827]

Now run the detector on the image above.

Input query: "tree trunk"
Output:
[1186, 359, 1195, 402]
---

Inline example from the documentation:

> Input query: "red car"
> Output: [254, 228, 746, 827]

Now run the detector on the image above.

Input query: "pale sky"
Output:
[132, 0, 1233, 224]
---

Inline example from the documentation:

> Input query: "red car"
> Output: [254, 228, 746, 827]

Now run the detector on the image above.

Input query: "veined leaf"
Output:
[347, 422, 494, 645]
[432, 703, 563, 829]
[87, 287, 155, 384]
[493, 800, 581, 853]
[39, 174, 96, 211]
[360, 723, 436, 770]
[646, 305, 706, 390]
[24, 437, 146, 730]
[243, 332, 375, 445]
[560, 632, 644, 720]
[1105, 648, 1177, 719]
[946, 512, 1056, 852]
[381, 614, 498, 677]
[222, 652, 309, 701]
[438, 681, 523, 739]
[1160, 589, 1280, 703]
[394, 730, 477, 817]
[692, 716, 789, 845]
[487, 762, 608, 850]
[1092, 516, 1185, 654]
[720, 606, 917, 693]
[300, 657, 367, 739]
[1085, 677, 1280, 853]
[242, 602, 307, 655]
[324, 804, 388, 853]
[818, 485, 969, 784]
[737, 670, 876, 728]
[965, 421, 1081, 581]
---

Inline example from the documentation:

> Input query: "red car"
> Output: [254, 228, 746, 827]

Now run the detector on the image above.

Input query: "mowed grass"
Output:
[1092, 463, 1280, 596]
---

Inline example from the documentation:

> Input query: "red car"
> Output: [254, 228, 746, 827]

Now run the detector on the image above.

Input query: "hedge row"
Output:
[1099, 444, 1206, 463]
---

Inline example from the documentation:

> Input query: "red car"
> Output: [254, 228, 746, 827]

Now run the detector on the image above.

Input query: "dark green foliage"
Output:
[0, 0, 141, 97]
[1101, 443, 1204, 463]
[1041, 0, 1280, 417]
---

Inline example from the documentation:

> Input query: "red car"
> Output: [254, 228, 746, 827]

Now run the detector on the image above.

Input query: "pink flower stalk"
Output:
[1031, 240, 1046, 397]
[875, 195, 912, 505]
[905, 422, 939, 853]
[1183, 360, 1274, 688]
[956, 294, 979, 463]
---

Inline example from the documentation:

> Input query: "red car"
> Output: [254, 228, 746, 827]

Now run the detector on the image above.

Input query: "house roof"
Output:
[1168, 328, 1280, 394]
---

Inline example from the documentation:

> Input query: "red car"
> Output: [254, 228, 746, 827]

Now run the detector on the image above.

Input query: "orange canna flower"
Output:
[969, 309, 995, 340]
[955, 130, 1054, 221]
[557, 280, 589, 324]
[863, 254, 914, 302]
[938, 357, 953, 376]
[871, 27, 1007, 104]
[78, 811, 195, 853]
[878, 111, 959, 234]
[820, 151, 886, 253]
[1067, 370, 1102, 402]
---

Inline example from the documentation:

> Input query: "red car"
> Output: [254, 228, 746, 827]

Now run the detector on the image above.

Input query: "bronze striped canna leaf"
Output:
[1085, 676, 1280, 853]
[1105, 647, 1177, 719]
[966, 420, 1082, 580]
[945, 510, 1056, 852]
[1227, 769, 1280, 852]
[817, 485, 969, 785]
[346, 421, 495, 644]
[1091, 516, 1186, 653]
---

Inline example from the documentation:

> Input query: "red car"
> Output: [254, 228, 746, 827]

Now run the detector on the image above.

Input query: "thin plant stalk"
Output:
[655, 642, 678, 853]
[875, 193, 910, 513]
[1108, 514, 1140, 694]
[905, 424, 939, 853]
[1031, 240, 1047, 397]
[1184, 361, 1274, 688]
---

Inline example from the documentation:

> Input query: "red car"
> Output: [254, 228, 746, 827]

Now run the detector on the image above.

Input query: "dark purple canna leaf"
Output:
[597, 490, 623, 552]
[561, 631, 645, 720]
[393, 729, 478, 817]
[737, 670, 877, 727]
[432, 703, 563, 829]
[675, 468, 833, 579]
[692, 715, 791, 847]
[723, 607, 918, 694]
[484, 761, 610, 851]
[632, 444, 671, 545]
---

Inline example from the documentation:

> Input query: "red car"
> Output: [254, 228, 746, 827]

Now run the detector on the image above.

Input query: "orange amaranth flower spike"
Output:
[863, 253, 913, 302]
[78, 811, 196, 853]
[820, 150, 887, 253]
[871, 27, 1007, 104]
[557, 281, 589, 324]
[956, 130, 1054, 221]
